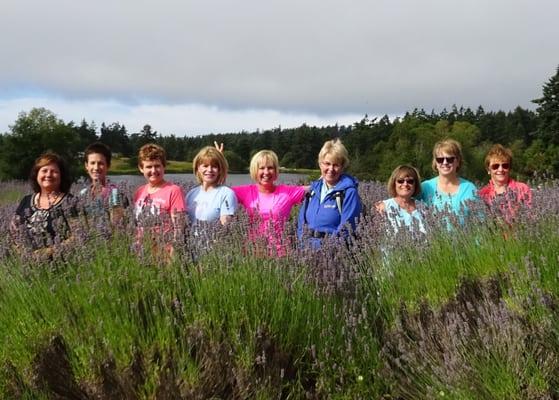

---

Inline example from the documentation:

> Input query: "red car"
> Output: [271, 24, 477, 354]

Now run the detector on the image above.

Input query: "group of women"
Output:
[376, 139, 532, 235]
[188, 139, 362, 256]
[10, 137, 532, 260]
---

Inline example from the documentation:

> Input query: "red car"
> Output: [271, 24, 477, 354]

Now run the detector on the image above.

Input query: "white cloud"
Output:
[1, 0, 557, 133]
[0, 97, 365, 136]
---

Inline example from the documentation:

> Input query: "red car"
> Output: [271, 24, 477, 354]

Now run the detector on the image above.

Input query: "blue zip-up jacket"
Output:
[297, 174, 362, 247]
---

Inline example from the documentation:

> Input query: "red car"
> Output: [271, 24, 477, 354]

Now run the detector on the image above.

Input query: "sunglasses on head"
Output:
[396, 178, 415, 185]
[435, 156, 456, 164]
[490, 163, 510, 171]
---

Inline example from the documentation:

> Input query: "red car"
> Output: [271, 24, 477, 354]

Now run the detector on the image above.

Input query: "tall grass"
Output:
[1, 179, 559, 398]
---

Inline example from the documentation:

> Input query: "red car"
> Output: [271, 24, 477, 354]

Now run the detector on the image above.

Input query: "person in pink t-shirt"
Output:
[479, 144, 532, 224]
[232, 150, 307, 257]
[133, 143, 185, 260]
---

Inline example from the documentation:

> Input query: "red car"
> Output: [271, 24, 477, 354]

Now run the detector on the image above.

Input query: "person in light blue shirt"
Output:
[376, 165, 426, 234]
[185, 146, 237, 225]
[186, 185, 236, 223]
[419, 139, 479, 226]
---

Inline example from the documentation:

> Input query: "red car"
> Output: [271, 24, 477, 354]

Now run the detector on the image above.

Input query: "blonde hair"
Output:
[192, 146, 228, 185]
[484, 144, 513, 170]
[318, 139, 349, 170]
[432, 139, 463, 172]
[249, 150, 279, 181]
[387, 165, 421, 198]
[138, 143, 167, 167]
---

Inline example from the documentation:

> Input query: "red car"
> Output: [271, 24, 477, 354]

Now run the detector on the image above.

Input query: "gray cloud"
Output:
[1, 0, 557, 130]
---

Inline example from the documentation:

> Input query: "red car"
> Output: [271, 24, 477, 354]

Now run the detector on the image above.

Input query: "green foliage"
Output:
[0, 108, 82, 180]
[0, 238, 382, 398]
[3, 65, 559, 182]
[533, 65, 559, 145]
[223, 150, 247, 172]
[99, 122, 131, 156]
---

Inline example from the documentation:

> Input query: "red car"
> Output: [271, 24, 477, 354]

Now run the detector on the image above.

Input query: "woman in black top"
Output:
[11, 152, 76, 256]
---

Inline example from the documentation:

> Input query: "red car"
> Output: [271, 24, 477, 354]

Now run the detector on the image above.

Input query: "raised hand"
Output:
[214, 141, 224, 153]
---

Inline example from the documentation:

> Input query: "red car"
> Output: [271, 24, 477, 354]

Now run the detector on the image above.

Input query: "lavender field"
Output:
[1, 179, 559, 399]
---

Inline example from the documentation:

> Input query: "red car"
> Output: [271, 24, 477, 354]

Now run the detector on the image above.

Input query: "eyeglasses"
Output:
[320, 161, 342, 169]
[490, 163, 510, 171]
[435, 156, 456, 164]
[396, 178, 415, 185]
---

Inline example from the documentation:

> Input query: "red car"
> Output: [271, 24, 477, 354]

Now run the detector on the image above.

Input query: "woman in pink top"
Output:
[478, 144, 532, 223]
[133, 143, 185, 260]
[233, 150, 306, 256]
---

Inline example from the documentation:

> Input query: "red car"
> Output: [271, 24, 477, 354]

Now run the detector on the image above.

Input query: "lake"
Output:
[108, 172, 309, 187]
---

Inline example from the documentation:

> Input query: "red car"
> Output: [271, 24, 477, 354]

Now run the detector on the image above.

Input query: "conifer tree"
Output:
[533, 65, 559, 145]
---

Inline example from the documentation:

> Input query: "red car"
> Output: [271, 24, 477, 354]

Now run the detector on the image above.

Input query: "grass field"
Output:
[109, 157, 193, 175]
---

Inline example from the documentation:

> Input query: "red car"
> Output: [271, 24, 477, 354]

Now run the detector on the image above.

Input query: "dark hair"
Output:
[29, 152, 73, 194]
[84, 142, 112, 167]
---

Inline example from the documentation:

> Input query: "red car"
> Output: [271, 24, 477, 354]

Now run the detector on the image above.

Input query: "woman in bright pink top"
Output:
[233, 150, 306, 256]
[478, 144, 531, 223]
[133, 144, 185, 259]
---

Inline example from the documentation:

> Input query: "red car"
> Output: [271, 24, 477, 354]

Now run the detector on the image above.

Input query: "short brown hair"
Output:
[432, 139, 463, 172]
[387, 165, 421, 198]
[29, 152, 73, 194]
[193, 146, 228, 186]
[138, 143, 166, 167]
[84, 142, 112, 167]
[484, 144, 513, 170]
[249, 150, 279, 181]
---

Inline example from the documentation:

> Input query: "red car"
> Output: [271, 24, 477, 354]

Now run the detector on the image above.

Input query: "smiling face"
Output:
[488, 156, 510, 186]
[256, 159, 278, 187]
[37, 162, 61, 193]
[320, 154, 343, 187]
[435, 152, 459, 178]
[139, 159, 165, 187]
[197, 159, 220, 187]
[394, 174, 416, 200]
[85, 153, 108, 185]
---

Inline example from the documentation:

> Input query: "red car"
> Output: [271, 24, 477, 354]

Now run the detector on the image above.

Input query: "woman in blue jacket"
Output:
[297, 139, 362, 248]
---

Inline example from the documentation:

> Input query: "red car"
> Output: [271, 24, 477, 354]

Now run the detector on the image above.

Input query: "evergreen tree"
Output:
[99, 122, 130, 156]
[533, 65, 559, 145]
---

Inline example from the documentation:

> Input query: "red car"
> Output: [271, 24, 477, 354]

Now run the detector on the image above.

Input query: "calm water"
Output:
[108, 173, 308, 187]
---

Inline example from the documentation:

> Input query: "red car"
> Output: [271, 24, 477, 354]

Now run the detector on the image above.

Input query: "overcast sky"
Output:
[1, 0, 558, 136]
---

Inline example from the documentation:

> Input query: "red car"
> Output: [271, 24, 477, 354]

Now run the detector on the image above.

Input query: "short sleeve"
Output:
[169, 185, 186, 212]
[220, 187, 237, 216]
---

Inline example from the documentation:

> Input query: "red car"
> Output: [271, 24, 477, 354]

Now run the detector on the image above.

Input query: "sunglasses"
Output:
[396, 178, 415, 185]
[490, 163, 510, 171]
[435, 156, 456, 164]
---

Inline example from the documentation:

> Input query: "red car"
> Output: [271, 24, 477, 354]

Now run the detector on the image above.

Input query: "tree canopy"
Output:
[2, 65, 559, 183]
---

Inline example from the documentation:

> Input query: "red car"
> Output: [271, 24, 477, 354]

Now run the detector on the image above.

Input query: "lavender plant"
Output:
[1, 179, 559, 399]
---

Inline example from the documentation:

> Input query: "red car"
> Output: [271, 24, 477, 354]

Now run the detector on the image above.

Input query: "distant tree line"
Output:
[1, 66, 558, 183]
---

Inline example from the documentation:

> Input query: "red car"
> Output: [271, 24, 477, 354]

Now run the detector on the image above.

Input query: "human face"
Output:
[139, 159, 165, 187]
[256, 159, 277, 187]
[37, 162, 61, 193]
[394, 175, 416, 200]
[488, 157, 510, 186]
[435, 152, 458, 177]
[320, 155, 343, 187]
[198, 160, 219, 187]
[85, 153, 108, 185]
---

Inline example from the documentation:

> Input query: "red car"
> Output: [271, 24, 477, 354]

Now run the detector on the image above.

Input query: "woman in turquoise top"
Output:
[419, 139, 478, 226]
[376, 165, 426, 234]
